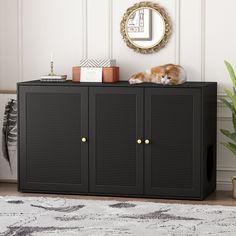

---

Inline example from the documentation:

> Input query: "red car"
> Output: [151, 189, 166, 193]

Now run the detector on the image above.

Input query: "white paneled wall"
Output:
[0, 0, 18, 90]
[21, 0, 84, 82]
[0, 0, 236, 189]
[205, 0, 236, 94]
[179, 0, 203, 82]
[87, 0, 110, 58]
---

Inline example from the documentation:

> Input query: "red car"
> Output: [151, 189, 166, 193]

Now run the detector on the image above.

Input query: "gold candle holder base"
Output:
[48, 61, 57, 76]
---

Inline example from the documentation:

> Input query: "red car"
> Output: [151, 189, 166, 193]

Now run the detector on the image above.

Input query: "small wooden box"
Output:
[72, 67, 119, 83]
[72, 67, 81, 82]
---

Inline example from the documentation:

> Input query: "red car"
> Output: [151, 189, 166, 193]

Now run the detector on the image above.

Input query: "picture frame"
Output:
[127, 8, 152, 41]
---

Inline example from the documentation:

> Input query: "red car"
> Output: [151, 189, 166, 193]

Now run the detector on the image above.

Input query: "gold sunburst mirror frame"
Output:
[120, 1, 172, 54]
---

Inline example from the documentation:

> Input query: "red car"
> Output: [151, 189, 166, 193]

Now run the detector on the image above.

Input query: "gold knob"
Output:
[81, 137, 87, 143]
[137, 139, 142, 144]
[145, 139, 150, 145]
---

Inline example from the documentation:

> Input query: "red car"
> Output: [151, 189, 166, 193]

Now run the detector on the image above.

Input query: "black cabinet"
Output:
[18, 81, 217, 200]
[18, 86, 88, 193]
[89, 87, 143, 194]
[144, 88, 201, 198]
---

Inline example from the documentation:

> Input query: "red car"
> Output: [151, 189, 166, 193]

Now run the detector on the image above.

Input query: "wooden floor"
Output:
[1, 183, 236, 206]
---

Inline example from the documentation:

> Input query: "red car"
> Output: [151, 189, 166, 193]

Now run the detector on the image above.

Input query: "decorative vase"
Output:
[232, 176, 236, 199]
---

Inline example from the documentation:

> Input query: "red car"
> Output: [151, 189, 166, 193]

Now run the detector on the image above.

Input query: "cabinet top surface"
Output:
[18, 80, 217, 88]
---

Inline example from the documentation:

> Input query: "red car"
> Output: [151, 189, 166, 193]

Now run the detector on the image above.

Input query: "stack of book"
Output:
[40, 75, 67, 82]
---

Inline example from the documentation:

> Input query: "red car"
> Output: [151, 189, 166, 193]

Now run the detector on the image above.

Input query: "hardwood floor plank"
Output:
[0, 183, 236, 206]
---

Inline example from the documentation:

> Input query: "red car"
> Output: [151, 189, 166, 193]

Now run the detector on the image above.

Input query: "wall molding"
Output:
[217, 93, 232, 119]
[217, 179, 232, 191]
[217, 166, 236, 172]
[217, 117, 232, 121]
[0, 178, 231, 191]
[0, 179, 17, 184]
[175, 0, 180, 65]
[0, 90, 16, 94]
[217, 94, 229, 110]
[17, 0, 23, 82]
[201, 0, 206, 82]
[218, 93, 228, 106]
[108, 0, 113, 59]
[217, 169, 235, 191]
[82, 0, 88, 59]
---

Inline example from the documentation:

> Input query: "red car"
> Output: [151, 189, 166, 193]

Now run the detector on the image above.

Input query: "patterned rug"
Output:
[0, 196, 236, 235]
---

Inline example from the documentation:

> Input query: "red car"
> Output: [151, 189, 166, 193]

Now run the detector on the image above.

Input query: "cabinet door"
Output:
[18, 86, 88, 193]
[89, 87, 143, 195]
[144, 88, 201, 198]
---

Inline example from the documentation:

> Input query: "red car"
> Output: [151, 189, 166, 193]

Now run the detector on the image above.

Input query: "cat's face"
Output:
[152, 65, 182, 85]
[160, 74, 179, 85]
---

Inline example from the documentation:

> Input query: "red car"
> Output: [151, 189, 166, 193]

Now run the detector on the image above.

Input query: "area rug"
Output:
[0, 196, 236, 235]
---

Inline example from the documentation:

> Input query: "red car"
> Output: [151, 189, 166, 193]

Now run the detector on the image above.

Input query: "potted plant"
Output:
[220, 61, 236, 198]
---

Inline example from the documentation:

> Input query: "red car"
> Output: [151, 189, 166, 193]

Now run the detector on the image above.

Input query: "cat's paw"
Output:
[129, 78, 143, 84]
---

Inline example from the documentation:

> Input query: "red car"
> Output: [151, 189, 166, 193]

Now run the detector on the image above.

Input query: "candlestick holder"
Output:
[48, 61, 57, 76]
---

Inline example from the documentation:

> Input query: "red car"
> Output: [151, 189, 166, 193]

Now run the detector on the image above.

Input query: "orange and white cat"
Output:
[129, 64, 187, 85]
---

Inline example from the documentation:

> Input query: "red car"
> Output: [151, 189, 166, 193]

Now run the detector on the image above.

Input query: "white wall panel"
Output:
[0, 0, 18, 90]
[21, 0, 83, 81]
[87, 0, 110, 58]
[205, 0, 236, 94]
[179, 0, 203, 82]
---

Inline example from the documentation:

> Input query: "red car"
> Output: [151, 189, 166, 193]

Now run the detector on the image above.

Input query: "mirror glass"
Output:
[126, 8, 165, 49]
[120, 2, 171, 54]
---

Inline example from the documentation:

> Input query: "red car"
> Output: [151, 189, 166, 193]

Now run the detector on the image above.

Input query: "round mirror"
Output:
[121, 2, 172, 54]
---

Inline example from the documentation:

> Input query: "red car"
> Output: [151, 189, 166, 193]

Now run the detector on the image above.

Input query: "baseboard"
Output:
[0, 179, 232, 192]
[216, 180, 232, 191]
[0, 179, 17, 184]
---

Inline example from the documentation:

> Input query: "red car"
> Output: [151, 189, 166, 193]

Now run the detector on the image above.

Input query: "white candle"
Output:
[50, 52, 54, 62]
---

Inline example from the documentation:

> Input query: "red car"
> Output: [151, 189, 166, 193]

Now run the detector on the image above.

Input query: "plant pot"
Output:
[232, 176, 236, 199]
